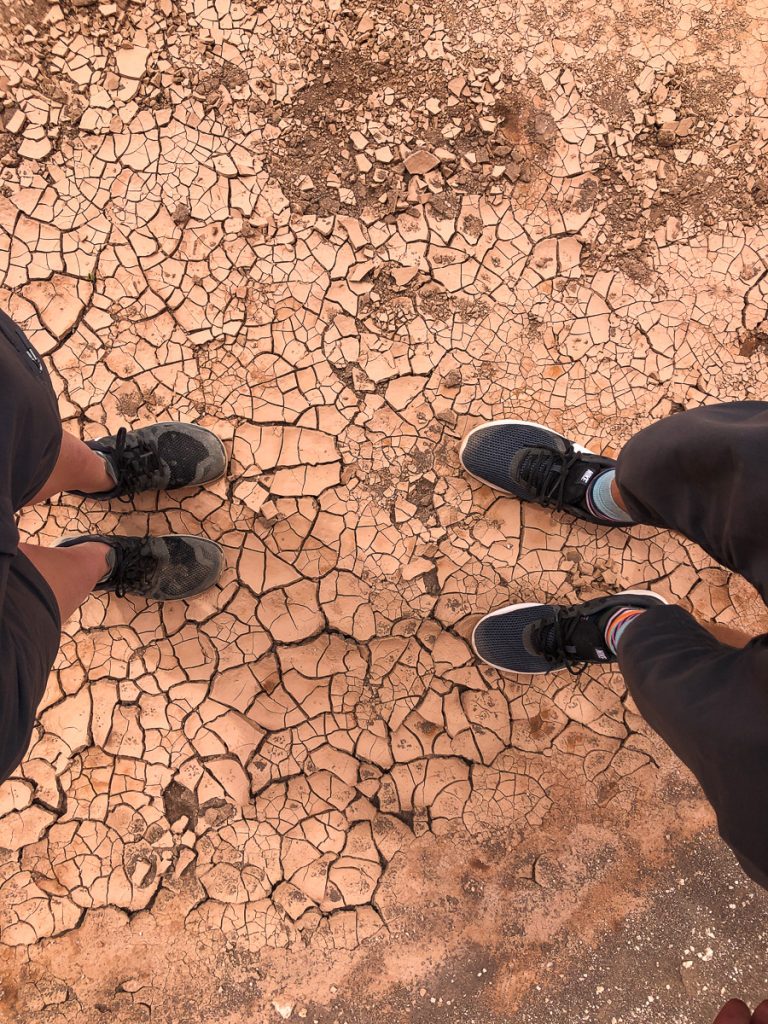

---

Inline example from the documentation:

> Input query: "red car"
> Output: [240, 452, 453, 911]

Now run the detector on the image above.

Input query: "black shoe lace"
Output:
[531, 610, 587, 677]
[110, 539, 157, 598]
[110, 427, 162, 499]
[517, 444, 579, 510]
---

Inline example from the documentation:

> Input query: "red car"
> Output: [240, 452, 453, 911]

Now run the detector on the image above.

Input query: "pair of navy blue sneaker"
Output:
[459, 420, 666, 675]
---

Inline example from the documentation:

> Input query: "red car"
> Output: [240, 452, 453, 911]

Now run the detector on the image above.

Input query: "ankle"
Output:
[78, 448, 115, 495]
[586, 469, 634, 524]
[83, 450, 115, 493]
[67, 540, 113, 587]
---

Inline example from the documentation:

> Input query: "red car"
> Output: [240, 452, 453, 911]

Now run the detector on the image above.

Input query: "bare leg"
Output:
[19, 541, 111, 622]
[28, 431, 113, 504]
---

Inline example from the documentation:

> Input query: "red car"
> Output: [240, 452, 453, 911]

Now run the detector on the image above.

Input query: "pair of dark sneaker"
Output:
[61, 423, 227, 602]
[459, 419, 666, 674]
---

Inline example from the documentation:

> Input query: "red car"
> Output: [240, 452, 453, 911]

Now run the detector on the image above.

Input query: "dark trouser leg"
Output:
[616, 401, 768, 601]
[613, 402, 768, 887]
[0, 554, 61, 783]
[618, 606, 768, 889]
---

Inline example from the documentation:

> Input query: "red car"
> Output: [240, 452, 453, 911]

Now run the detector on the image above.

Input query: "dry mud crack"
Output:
[2, 0, 768, 1021]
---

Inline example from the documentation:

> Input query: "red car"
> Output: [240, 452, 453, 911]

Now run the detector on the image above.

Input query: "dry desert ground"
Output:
[1, 0, 768, 1021]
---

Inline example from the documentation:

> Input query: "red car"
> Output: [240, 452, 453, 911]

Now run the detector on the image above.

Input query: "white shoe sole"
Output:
[471, 589, 669, 674]
[458, 418, 595, 493]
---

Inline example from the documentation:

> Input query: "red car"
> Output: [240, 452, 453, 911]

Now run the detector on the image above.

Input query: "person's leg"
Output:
[472, 589, 768, 889]
[26, 430, 113, 504]
[617, 604, 768, 890]
[616, 401, 768, 602]
[19, 533, 224, 618]
[18, 541, 110, 622]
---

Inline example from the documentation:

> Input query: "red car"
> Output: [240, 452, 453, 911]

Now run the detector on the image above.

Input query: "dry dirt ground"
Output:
[2, 0, 768, 1021]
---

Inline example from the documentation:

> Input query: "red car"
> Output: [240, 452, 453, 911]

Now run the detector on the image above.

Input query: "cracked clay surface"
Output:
[2, 0, 768, 1021]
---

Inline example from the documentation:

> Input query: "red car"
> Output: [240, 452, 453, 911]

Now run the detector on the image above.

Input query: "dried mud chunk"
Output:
[464, 765, 552, 835]
[318, 571, 376, 640]
[257, 581, 324, 642]
[1, 0, 753, 967]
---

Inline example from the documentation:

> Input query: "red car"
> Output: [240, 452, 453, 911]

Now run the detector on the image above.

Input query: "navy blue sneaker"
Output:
[472, 590, 667, 674]
[459, 419, 616, 525]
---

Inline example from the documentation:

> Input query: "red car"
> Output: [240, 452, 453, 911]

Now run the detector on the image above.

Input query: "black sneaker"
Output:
[75, 423, 227, 500]
[472, 590, 667, 674]
[57, 534, 224, 601]
[459, 419, 616, 525]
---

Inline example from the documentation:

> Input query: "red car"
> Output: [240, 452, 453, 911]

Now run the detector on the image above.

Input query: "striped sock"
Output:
[586, 469, 635, 523]
[604, 607, 645, 655]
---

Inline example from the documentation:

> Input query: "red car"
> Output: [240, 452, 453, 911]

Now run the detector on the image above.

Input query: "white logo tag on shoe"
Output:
[580, 469, 595, 484]
[595, 647, 608, 660]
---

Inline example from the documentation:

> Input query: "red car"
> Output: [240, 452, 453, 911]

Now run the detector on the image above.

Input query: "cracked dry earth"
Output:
[4, 0, 768, 1022]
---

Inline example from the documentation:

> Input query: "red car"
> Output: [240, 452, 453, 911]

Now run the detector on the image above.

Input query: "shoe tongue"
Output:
[560, 458, 602, 511]
[514, 440, 597, 510]
[527, 611, 611, 662]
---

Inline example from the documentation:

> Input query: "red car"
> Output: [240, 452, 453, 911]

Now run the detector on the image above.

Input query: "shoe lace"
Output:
[110, 539, 156, 599]
[531, 610, 587, 677]
[517, 444, 579, 510]
[110, 427, 161, 499]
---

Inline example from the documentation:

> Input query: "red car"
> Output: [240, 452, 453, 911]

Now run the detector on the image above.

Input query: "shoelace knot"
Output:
[531, 609, 588, 677]
[109, 539, 157, 598]
[110, 427, 162, 499]
[517, 444, 580, 510]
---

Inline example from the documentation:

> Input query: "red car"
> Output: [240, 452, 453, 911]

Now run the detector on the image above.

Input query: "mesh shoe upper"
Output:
[461, 422, 568, 492]
[77, 422, 227, 500]
[473, 603, 560, 674]
[460, 421, 617, 523]
[131, 535, 223, 601]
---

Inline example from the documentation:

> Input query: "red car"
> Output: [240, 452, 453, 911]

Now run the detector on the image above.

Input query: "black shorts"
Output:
[615, 402, 768, 890]
[0, 309, 62, 784]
